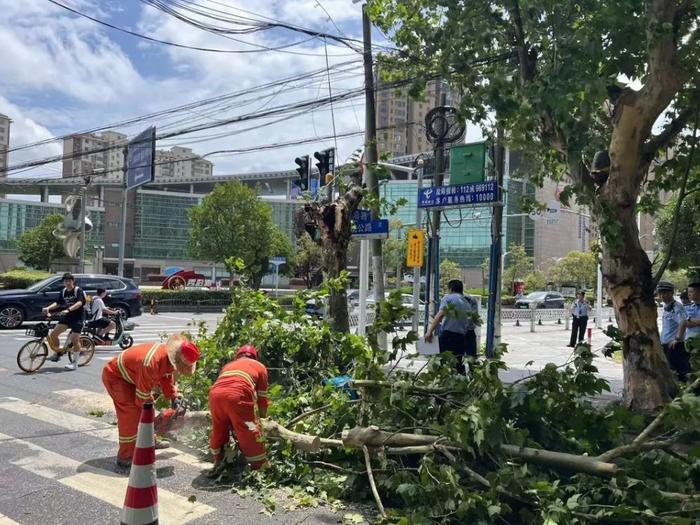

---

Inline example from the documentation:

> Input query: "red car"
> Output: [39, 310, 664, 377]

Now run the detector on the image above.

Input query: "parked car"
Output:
[0, 273, 143, 329]
[514, 291, 565, 309]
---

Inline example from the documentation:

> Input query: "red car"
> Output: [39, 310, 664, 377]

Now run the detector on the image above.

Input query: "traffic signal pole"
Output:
[362, 4, 386, 348]
[118, 146, 128, 277]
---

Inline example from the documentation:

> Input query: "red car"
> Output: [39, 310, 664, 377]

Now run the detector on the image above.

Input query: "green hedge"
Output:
[140, 289, 232, 305]
[0, 269, 52, 290]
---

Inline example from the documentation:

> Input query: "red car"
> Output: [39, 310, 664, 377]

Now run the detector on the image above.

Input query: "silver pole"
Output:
[118, 147, 128, 277]
[358, 239, 369, 335]
[412, 165, 424, 333]
[596, 261, 603, 329]
[79, 181, 87, 273]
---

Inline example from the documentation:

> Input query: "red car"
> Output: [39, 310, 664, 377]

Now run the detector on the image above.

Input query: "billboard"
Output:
[126, 126, 156, 190]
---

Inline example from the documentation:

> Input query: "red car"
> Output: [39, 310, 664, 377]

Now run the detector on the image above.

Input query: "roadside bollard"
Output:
[557, 317, 562, 325]
[195, 300, 201, 315]
[515, 319, 520, 327]
[150, 299, 157, 315]
[537, 318, 542, 326]
[587, 327, 592, 346]
[565, 313, 570, 331]
[530, 304, 536, 333]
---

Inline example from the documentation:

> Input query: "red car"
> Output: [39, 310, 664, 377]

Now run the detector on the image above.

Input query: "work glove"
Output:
[171, 397, 181, 410]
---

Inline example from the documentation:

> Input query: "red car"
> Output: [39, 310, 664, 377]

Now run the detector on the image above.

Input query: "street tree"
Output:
[294, 232, 323, 289]
[524, 270, 546, 292]
[656, 190, 700, 272]
[17, 213, 64, 272]
[439, 259, 462, 291]
[548, 251, 598, 290]
[503, 244, 533, 294]
[383, 220, 407, 289]
[187, 181, 290, 289]
[369, 0, 700, 409]
[296, 178, 363, 332]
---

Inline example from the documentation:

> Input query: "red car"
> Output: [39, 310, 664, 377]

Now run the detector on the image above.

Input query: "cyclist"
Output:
[87, 288, 118, 343]
[42, 272, 86, 371]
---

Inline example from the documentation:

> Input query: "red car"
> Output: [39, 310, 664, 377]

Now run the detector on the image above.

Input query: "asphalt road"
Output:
[0, 312, 354, 525]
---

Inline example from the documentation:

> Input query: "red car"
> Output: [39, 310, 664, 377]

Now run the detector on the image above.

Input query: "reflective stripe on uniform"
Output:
[210, 447, 221, 454]
[143, 343, 160, 367]
[117, 353, 134, 384]
[119, 434, 138, 443]
[219, 370, 256, 389]
[257, 390, 268, 398]
[135, 389, 151, 400]
[245, 453, 266, 462]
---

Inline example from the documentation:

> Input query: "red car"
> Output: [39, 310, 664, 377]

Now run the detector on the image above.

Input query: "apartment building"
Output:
[62, 132, 213, 182]
[0, 114, 11, 177]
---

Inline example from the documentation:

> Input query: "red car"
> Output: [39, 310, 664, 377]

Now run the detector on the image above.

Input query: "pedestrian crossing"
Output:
[0, 394, 215, 524]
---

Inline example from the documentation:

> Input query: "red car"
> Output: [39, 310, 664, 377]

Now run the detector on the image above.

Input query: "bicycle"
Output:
[17, 317, 96, 373]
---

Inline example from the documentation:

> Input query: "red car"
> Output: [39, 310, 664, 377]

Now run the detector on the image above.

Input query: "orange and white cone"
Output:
[120, 402, 159, 525]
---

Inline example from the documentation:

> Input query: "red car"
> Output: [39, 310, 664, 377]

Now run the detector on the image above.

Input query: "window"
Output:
[105, 278, 126, 290]
[39, 278, 64, 293]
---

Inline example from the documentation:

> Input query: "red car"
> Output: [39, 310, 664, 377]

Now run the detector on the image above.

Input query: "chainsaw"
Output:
[154, 404, 187, 435]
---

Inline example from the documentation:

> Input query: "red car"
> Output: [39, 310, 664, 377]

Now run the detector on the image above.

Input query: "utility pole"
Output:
[486, 129, 506, 357]
[118, 146, 128, 277]
[413, 161, 424, 333]
[79, 175, 89, 273]
[361, 3, 386, 347]
[429, 92, 448, 317]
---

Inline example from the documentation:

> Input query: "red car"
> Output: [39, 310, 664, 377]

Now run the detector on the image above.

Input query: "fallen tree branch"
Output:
[286, 399, 362, 427]
[261, 419, 321, 453]
[349, 379, 453, 395]
[499, 444, 619, 477]
[597, 438, 676, 462]
[363, 445, 386, 517]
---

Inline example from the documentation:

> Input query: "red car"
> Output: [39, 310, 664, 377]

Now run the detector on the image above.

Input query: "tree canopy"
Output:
[548, 251, 598, 290]
[656, 190, 700, 272]
[17, 213, 65, 272]
[368, 0, 700, 409]
[188, 181, 291, 288]
[503, 243, 533, 293]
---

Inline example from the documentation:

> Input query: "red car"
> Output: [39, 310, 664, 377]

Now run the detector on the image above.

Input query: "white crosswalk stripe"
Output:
[0, 431, 214, 524]
[0, 513, 21, 524]
[0, 396, 210, 470]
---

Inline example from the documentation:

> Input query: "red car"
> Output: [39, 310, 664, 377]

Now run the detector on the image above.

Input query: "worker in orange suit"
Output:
[102, 335, 200, 468]
[209, 344, 270, 470]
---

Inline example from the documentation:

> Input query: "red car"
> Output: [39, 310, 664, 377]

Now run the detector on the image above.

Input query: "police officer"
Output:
[568, 291, 590, 347]
[657, 281, 689, 382]
[680, 281, 700, 348]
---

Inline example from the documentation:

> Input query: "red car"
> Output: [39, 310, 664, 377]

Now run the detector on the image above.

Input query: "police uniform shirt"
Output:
[573, 300, 589, 318]
[661, 300, 687, 345]
[685, 302, 700, 340]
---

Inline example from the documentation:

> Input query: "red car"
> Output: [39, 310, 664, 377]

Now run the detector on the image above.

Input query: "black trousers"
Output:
[439, 330, 477, 375]
[663, 342, 690, 382]
[569, 316, 588, 346]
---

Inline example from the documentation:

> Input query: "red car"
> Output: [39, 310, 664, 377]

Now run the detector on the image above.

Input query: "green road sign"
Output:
[449, 142, 486, 184]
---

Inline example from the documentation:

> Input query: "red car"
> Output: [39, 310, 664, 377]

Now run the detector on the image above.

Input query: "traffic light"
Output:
[294, 155, 310, 191]
[313, 148, 335, 178]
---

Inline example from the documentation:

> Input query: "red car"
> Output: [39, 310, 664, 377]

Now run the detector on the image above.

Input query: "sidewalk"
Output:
[390, 322, 624, 398]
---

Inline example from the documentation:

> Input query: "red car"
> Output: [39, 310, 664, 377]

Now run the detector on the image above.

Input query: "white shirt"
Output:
[90, 297, 106, 321]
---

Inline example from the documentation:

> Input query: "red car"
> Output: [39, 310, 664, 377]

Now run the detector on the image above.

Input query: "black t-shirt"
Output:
[58, 286, 86, 323]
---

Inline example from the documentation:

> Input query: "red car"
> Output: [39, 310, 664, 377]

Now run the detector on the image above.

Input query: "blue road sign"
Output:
[126, 126, 156, 190]
[352, 210, 389, 239]
[417, 179, 500, 210]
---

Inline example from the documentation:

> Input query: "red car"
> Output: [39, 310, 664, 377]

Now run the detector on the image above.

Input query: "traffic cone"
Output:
[587, 327, 593, 346]
[120, 402, 158, 525]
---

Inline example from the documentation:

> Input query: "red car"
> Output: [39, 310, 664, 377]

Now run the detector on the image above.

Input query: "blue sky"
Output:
[0, 0, 378, 178]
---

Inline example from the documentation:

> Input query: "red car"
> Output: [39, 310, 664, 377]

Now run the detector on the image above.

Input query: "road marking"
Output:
[0, 432, 214, 524]
[0, 397, 210, 469]
[0, 368, 7, 373]
[0, 513, 21, 524]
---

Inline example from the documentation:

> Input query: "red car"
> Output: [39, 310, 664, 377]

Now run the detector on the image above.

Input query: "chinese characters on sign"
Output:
[417, 179, 500, 210]
[351, 210, 389, 239]
[406, 229, 425, 268]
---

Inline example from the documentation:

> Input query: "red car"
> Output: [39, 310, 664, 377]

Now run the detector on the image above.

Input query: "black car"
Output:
[514, 291, 566, 309]
[0, 273, 143, 329]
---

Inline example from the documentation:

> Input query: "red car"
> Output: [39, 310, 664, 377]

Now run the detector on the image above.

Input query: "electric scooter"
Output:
[83, 311, 134, 349]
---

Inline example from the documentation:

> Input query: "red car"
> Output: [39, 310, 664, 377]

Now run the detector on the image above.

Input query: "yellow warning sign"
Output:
[406, 229, 425, 268]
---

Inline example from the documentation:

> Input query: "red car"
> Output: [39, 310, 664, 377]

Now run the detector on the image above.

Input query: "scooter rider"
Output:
[87, 288, 119, 342]
[41, 272, 85, 371]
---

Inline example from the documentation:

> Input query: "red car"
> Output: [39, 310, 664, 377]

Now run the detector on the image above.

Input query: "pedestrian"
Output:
[680, 281, 700, 348]
[568, 291, 590, 347]
[208, 344, 270, 470]
[657, 281, 690, 382]
[425, 279, 478, 375]
[86, 288, 119, 342]
[102, 335, 200, 469]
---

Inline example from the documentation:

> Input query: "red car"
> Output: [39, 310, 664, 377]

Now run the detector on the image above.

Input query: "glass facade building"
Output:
[0, 200, 104, 254]
[380, 175, 534, 268]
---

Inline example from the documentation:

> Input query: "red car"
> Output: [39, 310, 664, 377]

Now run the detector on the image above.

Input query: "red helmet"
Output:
[236, 344, 258, 360]
[180, 341, 201, 364]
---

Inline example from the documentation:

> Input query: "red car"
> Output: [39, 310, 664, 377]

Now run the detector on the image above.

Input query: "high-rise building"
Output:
[62, 133, 213, 182]
[0, 114, 11, 177]
[376, 74, 461, 158]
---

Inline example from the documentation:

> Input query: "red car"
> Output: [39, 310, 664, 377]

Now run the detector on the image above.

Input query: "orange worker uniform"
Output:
[102, 338, 200, 461]
[209, 345, 270, 469]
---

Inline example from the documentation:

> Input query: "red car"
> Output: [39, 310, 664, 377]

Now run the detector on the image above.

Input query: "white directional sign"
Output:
[529, 200, 560, 224]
